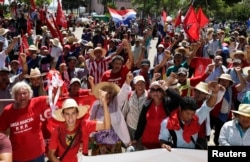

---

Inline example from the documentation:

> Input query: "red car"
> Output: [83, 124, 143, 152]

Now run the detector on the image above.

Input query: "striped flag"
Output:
[108, 7, 136, 25]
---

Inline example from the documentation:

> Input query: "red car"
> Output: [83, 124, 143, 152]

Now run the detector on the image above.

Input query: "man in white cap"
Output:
[122, 75, 148, 142]
[219, 104, 250, 146]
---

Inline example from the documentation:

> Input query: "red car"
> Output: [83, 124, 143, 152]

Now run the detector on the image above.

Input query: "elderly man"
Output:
[0, 81, 52, 161]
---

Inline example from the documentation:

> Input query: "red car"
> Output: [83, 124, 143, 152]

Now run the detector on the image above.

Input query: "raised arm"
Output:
[18, 53, 28, 81]
[96, 90, 111, 130]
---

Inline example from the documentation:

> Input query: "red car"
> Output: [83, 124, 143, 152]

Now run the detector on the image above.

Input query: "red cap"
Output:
[64, 45, 71, 50]
[41, 46, 48, 50]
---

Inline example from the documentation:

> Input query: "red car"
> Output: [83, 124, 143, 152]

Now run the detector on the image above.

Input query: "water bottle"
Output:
[126, 145, 135, 152]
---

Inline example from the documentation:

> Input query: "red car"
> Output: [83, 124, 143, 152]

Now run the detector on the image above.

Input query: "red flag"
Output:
[56, 0, 67, 28]
[174, 10, 182, 27]
[183, 6, 199, 41]
[196, 7, 209, 28]
[51, 13, 64, 45]
[27, 15, 33, 34]
[39, 8, 46, 24]
[45, 14, 59, 38]
[190, 57, 212, 77]
[20, 34, 30, 56]
[30, 0, 36, 11]
[161, 9, 167, 25]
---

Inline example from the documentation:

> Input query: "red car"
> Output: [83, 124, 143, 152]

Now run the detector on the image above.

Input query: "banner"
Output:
[78, 148, 207, 162]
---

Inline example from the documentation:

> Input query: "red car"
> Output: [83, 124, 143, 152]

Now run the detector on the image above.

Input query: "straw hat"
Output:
[0, 28, 9, 36]
[93, 82, 120, 99]
[218, 73, 234, 83]
[28, 45, 38, 51]
[53, 98, 89, 122]
[174, 46, 189, 57]
[91, 47, 106, 57]
[193, 82, 210, 95]
[243, 66, 250, 76]
[230, 50, 247, 60]
[24, 68, 47, 78]
[84, 41, 94, 48]
[231, 104, 250, 117]
[50, 38, 60, 47]
[41, 26, 47, 31]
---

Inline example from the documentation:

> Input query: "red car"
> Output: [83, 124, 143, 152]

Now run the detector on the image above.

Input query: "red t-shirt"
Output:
[101, 65, 129, 87]
[141, 102, 166, 149]
[0, 96, 48, 161]
[49, 119, 96, 161]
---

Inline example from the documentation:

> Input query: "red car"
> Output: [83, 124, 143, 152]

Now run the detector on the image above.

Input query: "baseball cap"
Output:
[70, 78, 81, 85]
[133, 75, 145, 84]
[140, 59, 150, 67]
[177, 67, 188, 75]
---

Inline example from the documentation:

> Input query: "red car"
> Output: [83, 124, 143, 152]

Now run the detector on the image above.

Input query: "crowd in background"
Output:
[0, 3, 250, 162]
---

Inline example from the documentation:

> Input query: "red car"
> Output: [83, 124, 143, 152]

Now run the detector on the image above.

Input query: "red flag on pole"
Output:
[196, 7, 209, 28]
[45, 14, 59, 38]
[183, 6, 199, 41]
[27, 15, 33, 34]
[30, 0, 36, 11]
[51, 13, 64, 45]
[161, 9, 167, 25]
[56, 0, 68, 28]
[174, 10, 182, 27]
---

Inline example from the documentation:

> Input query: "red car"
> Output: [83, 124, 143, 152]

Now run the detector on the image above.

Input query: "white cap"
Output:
[133, 75, 145, 84]
[70, 78, 81, 85]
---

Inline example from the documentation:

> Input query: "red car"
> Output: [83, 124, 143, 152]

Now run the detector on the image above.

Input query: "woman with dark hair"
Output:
[132, 74, 182, 150]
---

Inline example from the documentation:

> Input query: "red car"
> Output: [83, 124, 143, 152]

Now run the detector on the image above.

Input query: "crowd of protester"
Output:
[0, 4, 250, 162]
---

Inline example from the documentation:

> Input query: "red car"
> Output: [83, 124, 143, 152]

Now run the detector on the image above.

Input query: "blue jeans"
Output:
[13, 154, 45, 162]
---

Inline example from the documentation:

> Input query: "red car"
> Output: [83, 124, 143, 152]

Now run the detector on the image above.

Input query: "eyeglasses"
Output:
[150, 88, 162, 92]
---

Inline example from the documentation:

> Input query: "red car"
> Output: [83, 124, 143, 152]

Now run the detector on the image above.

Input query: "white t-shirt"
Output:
[50, 46, 62, 63]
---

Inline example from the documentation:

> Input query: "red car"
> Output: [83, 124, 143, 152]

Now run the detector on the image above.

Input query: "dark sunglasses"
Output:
[150, 88, 162, 92]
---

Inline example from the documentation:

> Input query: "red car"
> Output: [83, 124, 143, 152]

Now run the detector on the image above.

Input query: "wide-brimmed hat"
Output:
[175, 46, 189, 56]
[193, 82, 210, 95]
[41, 26, 47, 31]
[243, 66, 250, 76]
[84, 41, 94, 48]
[0, 28, 9, 36]
[50, 38, 60, 47]
[93, 82, 120, 99]
[231, 104, 250, 117]
[230, 50, 247, 60]
[178, 40, 190, 48]
[10, 60, 19, 65]
[24, 68, 47, 78]
[140, 59, 150, 67]
[91, 47, 106, 57]
[28, 45, 38, 51]
[53, 98, 89, 122]
[218, 73, 234, 83]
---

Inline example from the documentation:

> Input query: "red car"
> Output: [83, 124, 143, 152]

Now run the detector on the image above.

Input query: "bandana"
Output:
[167, 108, 200, 143]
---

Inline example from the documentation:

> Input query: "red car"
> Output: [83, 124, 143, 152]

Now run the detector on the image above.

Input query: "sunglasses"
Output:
[150, 88, 162, 92]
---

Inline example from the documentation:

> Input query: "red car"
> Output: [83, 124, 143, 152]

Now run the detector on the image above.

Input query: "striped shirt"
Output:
[88, 56, 112, 84]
